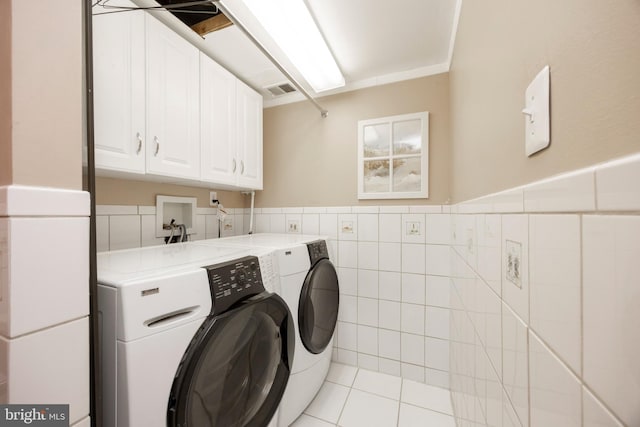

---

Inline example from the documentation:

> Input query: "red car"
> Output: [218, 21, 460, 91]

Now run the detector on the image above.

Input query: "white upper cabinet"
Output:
[236, 80, 263, 190]
[92, 1, 146, 174]
[145, 14, 200, 180]
[92, 6, 262, 190]
[200, 54, 237, 186]
[200, 54, 263, 190]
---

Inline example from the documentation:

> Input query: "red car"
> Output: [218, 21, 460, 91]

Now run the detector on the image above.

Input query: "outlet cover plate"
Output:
[505, 239, 522, 288]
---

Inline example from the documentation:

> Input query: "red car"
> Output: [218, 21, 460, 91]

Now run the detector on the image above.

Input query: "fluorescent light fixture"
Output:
[241, 0, 345, 92]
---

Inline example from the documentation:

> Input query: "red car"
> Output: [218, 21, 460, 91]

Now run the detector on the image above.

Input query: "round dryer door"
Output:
[299, 258, 340, 354]
[167, 294, 294, 427]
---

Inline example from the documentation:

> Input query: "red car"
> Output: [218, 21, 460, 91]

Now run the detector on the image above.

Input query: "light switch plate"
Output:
[523, 65, 550, 156]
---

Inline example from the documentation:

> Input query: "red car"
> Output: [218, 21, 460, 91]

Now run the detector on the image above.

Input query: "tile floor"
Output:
[290, 363, 456, 427]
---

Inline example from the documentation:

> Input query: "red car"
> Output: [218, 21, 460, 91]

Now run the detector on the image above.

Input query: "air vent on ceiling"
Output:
[266, 83, 297, 97]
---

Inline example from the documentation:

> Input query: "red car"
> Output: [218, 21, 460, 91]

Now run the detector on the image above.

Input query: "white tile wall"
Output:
[379, 214, 402, 242]
[339, 268, 358, 296]
[529, 332, 582, 427]
[96, 205, 249, 251]
[449, 153, 640, 427]
[582, 387, 624, 427]
[2, 318, 90, 424]
[357, 241, 378, 270]
[401, 273, 425, 304]
[582, 215, 640, 427]
[529, 214, 581, 374]
[358, 269, 378, 298]
[109, 215, 141, 250]
[402, 244, 426, 274]
[502, 303, 529, 426]
[0, 186, 91, 425]
[379, 271, 401, 301]
[357, 214, 379, 241]
[2, 218, 89, 337]
[379, 242, 401, 272]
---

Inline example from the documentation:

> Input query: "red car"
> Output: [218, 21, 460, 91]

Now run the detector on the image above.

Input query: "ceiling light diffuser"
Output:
[241, 0, 345, 93]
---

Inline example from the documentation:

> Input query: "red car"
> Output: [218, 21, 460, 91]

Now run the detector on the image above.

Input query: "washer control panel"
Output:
[205, 256, 265, 314]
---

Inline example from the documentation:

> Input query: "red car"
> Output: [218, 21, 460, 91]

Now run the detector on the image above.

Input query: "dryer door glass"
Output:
[168, 295, 293, 427]
[299, 258, 340, 354]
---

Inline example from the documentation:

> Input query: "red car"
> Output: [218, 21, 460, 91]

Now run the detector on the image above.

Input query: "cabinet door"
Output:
[92, 1, 145, 174]
[146, 14, 200, 180]
[200, 54, 237, 186]
[236, 81, 263, 190]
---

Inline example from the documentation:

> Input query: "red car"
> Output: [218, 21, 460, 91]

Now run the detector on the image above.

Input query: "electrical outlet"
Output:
[406, 221, 421, 236]
[209, 191, 218, 207]
[505, 240, 522, 288]
[287, 220, 300, 234]
[341, 221, 354, 234]
[466, 228, 474, 254]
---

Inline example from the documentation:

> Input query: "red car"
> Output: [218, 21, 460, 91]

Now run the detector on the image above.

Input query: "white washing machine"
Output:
[193, 234, 340, 426]
[97, 243, 295, 427]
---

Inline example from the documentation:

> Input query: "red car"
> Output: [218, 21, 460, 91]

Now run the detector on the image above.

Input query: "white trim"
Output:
[263, 64, 449, 108]
[96, 205, 138, 216]
[409, 206, 443, 214]
[447, 0, 463, 70]
[138, 206, 156, 215]
[0, 185, 90, 217]
[351, 206, 379, 214]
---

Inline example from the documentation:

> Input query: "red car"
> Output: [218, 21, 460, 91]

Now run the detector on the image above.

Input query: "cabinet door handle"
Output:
[232, 159, 237, 173]
[136, 133, 143, 155]
[154, 136, 160, 156]
[240, 160, 245, 175]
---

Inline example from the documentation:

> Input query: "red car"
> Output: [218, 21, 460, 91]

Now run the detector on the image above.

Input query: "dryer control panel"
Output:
[205, 256, 266, 314]
[307, 240, 329, 265]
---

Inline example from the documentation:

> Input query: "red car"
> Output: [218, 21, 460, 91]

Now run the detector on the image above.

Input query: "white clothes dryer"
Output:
[193, 234, 340, 426]
[97, 243, 294, 427]
[275, 240, 339, 427]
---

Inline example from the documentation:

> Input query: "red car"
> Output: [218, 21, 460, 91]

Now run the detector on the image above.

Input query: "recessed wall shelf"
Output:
[156, 195, 197, 238]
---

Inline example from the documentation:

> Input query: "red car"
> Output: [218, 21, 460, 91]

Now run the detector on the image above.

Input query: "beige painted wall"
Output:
[95, 177, 246, 208]
[258, 74, 451, 207]
[0, 1, 12, 186]
[449, 0, 640, 202]
[8, 0, 84, 190]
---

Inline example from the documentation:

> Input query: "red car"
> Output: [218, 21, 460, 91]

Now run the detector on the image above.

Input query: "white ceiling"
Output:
[147, 0, 461, 107]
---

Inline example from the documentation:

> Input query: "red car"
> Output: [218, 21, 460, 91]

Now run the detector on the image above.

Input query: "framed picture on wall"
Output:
[357, 111, 429, 199]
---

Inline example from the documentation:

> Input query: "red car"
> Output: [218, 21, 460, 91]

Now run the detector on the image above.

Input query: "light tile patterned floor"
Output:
[290, 363, 456, 427]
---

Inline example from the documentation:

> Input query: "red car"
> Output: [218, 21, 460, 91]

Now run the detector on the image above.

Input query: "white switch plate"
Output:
[523, 65, 550, 156]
